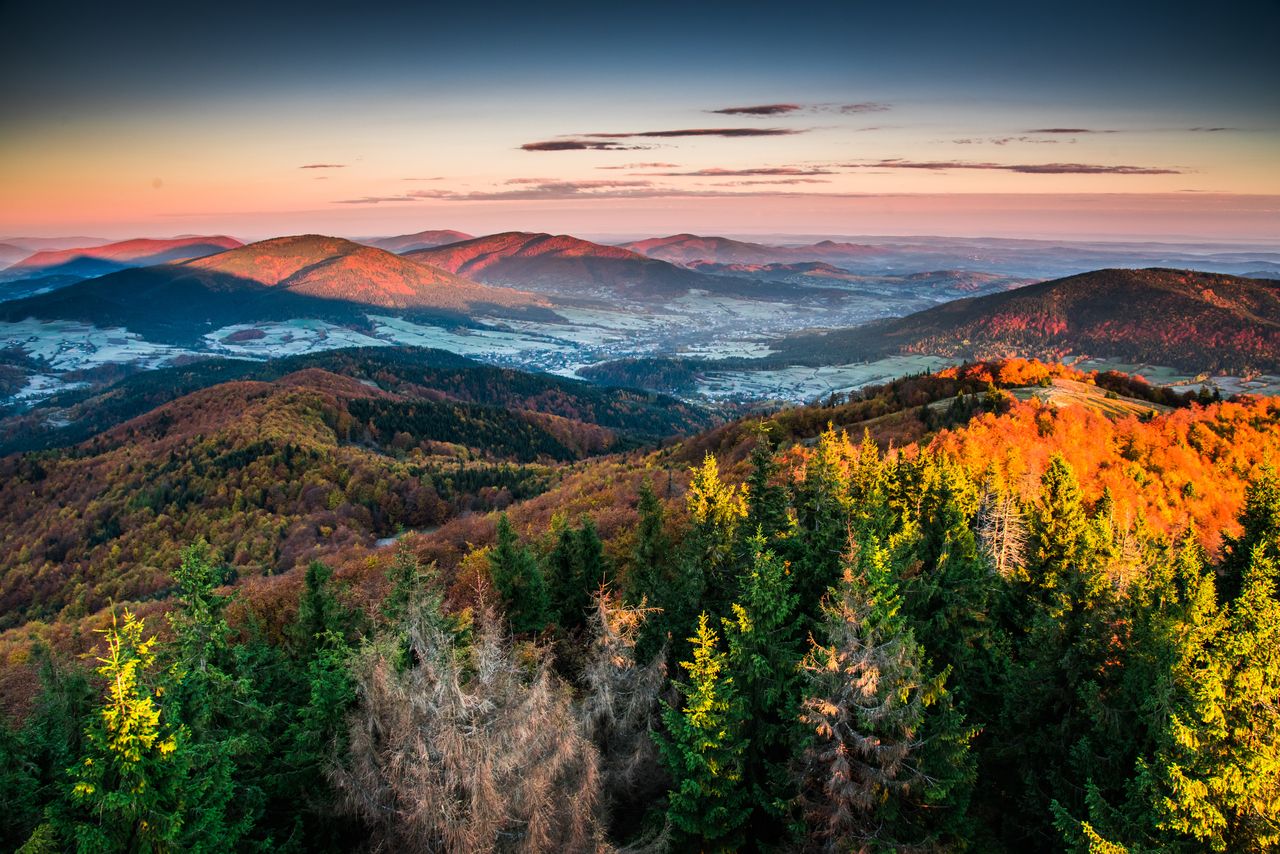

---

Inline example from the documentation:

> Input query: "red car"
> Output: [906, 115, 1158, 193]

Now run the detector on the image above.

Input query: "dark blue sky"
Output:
[2, 0, 1277, 238]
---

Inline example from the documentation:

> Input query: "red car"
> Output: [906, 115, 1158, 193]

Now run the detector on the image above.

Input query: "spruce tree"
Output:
[1148, 543, 1280, 851]
[685, 453, 747, 619]
[58, 611, 192, 852]
[722, 537, 804, 848]
[1219, 465, 1280, 601]
[629, 478, 674, 602]
[799, 543, 975, 852]
[659, 613, 750, 852]
[489, 514, 552, 633]
[743, 426, 789, 545]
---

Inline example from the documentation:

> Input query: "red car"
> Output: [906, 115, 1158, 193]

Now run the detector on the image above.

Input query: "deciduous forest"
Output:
[2, 358, 1278, 853]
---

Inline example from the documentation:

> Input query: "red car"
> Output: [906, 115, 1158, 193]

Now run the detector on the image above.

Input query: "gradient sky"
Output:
[2, 0, 1277, 241]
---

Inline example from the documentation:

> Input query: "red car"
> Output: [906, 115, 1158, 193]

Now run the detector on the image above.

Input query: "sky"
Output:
[1, 0, 1277, 242]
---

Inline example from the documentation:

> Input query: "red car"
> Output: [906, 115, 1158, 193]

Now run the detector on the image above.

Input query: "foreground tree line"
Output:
[3, 427, 1279, 852]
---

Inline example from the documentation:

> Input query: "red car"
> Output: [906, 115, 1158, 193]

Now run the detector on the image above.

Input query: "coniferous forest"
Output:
[1, 356, 1278, 853]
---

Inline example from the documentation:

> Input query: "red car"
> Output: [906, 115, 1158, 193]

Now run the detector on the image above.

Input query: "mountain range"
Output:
[1, 235, 549, 345]
[404, 231, 736, 299]
[363, 229, 475, 253]
[772, 268, 1280, 374]
[1, 235, 244, 281]
[620, 233, 881, 266]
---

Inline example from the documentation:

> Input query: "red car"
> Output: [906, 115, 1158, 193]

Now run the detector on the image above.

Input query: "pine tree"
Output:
[580, 592, 668, 834]
[998, 455, 1122, 845]
[743, 426, 789, 545]
[164, 540, 258, 847]
[60, 610, 191, 852]
[685, 453, 748, 619]
[659, 613, 750, 852]
[790, 427, 854, 617]
[628, 478, 674, 607]
[1148, 543, 1280, 851]
[799, 547, 975, 852]
[1219, 465, 1280, 601]
[489, 514, 552, 633]
[905, 456, 1003, 715]
[721, 536, 804, 848]
[546, 516, 610, 631]
[547, 520, 590, 629]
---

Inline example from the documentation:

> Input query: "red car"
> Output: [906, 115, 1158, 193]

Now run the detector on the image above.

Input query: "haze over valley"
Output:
[4, 2, 1280, 852]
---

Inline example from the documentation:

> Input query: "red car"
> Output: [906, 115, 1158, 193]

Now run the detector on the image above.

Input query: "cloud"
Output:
[708, 178, 830, 185]
[847, 159, 1181, 175]
[520, 139, 649, 151]
[711, 103, 803, 116]
[333, 178, 833, 204]
[638, 166, 834, 177]
[588, 127, 803, 139]
[596, 162, 681, 170]
[522, 128, 805, 151]
[953, 136, 1066, 146]
[839, 102, 891, 114]
[299, 163, 346, 169]
[402, 176, 445, 181]
[1188, 126, 1236, 132]
[1024, 128, 1116, 134]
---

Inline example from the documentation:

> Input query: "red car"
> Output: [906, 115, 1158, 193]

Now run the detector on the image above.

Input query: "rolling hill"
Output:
[0, 346, 715, 625]
[363, 229, 474, 253]
[404, 231, 733, 299]
[0, 235, 551, 344]
[771, 268, 1280, 374]
[0, 244, 30, 269]
[183, 235, 540, 308]
[2, 235, 244, 281]
[620, 233, 880, 266]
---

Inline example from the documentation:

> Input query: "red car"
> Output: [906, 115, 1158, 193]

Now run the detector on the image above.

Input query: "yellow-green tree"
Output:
[659, 613, 750, 851]
[64, 610, 189, 853]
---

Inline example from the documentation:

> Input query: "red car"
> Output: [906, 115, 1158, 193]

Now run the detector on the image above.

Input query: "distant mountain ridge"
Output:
[405, 231, 735, 299]
[1, 235, 549, 345]
[3, 235, 244, 280]
[620, 233, 880, 265]
[363, 229, 474, 253]
[772, 268, 1280, 374]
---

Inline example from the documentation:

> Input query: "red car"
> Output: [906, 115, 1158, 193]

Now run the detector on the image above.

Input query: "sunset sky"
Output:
[2, 0, 1277, 241]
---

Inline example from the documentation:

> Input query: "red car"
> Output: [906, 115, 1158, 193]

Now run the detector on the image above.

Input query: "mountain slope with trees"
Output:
[774, 268, 1280, 374]
[1, 357, 1279, 852]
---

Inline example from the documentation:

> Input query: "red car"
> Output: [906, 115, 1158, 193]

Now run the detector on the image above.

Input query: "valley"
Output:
[4, 232, 1278, 426]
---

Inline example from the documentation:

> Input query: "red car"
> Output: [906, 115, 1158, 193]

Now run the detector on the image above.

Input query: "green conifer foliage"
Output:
[488, 514, 552, 633]
[63, 611, 190, 852]
[722, 537, 804, 848]
[799, 551, 975, 852]
[659, 613, 750, 852]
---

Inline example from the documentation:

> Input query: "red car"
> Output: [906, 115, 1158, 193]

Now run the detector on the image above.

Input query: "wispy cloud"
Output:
[299, 163, 346, 169]
[523, 127, 806, 151]
[402, 176, 445, 181]
[520, 139, 650, 151]
[638, 166, 835, 177]
[596, 162, 681, 170]
[711, 103, 802, 116]
[847, 159, 1181, 175]
[839, 102, 891, 114]
[1188, 126, 1236, 132]
[708, 178, 830, 186]
[953, 136, 1067, 145]
[1024, 128, 1117, 134]
[333, 178, 832, 204]
[589, 127, 803, 139]
[708, 102, 890, 116]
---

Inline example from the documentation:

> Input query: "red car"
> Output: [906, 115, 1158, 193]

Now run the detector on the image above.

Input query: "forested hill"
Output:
[1, 346, 716, 455]
[772, 268, 1280, 373]
[3, 357, 1280, 853]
